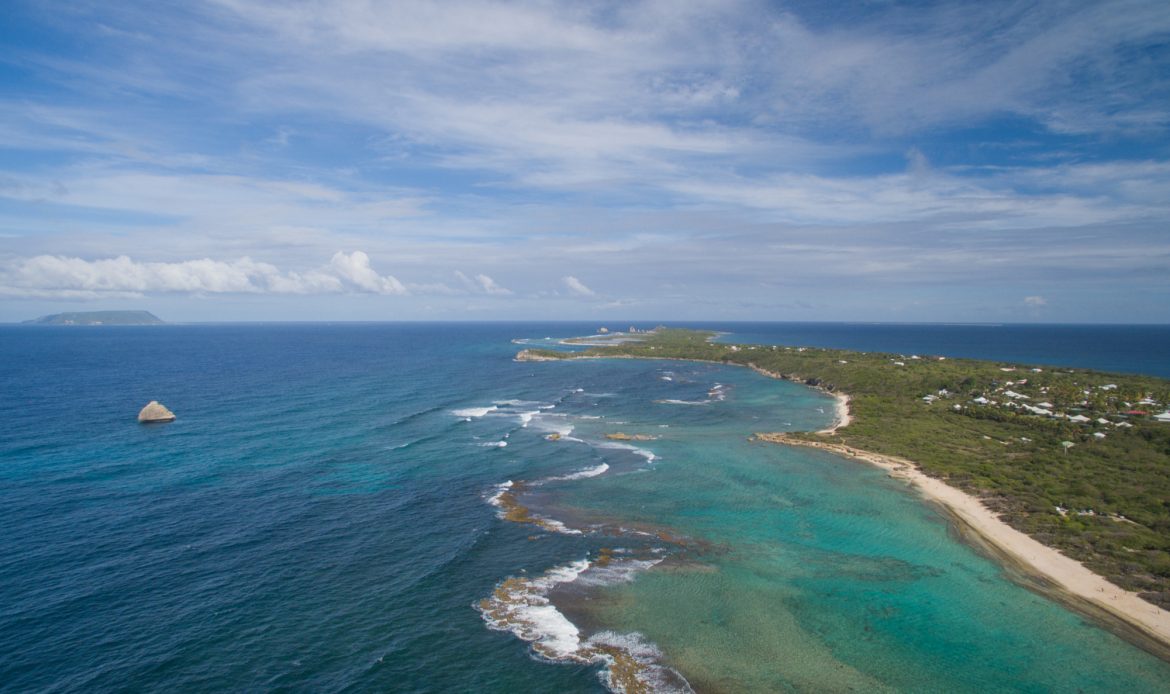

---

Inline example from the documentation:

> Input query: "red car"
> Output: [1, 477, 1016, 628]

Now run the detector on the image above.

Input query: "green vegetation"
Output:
[23, 310, 165, 325]
[521, 328, 1170, 606]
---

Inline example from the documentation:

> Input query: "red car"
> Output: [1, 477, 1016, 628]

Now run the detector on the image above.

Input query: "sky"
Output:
[1, 0, 1169, 323]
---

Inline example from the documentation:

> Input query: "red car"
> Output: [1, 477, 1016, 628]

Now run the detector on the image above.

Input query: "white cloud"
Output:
[454, 270, 512, 296]
[2, 1, 1169, 322]
[327, 251, 406, 294]
[1024, 295, 1048, 307]
[563, 276, 595, 297]
[0, 251, 408, 298]
[474, 273, 511, 295]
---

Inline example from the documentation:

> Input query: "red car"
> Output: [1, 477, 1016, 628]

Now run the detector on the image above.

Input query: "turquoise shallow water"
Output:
[1, 323, 1168, 692]
[515, 360, 1170, 691]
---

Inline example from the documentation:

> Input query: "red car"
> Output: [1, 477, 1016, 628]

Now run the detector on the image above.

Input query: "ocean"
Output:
[1, 322, 1168, 692]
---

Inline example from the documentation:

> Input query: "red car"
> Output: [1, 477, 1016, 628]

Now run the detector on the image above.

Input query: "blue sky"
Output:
[1, 0, 1168, 322]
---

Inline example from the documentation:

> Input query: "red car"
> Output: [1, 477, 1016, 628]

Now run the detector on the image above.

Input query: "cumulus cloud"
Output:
[327, 251, 406, 294]
[1024, 295, 1048, 307]
[474, 274, 511, 295]
[563, 276, 595, 297]
[0, 251, 407, 298]
[454, 270, 512, 296]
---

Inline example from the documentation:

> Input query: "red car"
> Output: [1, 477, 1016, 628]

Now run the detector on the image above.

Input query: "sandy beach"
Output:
[755, 431, 1170, 658]
[817, 393, 851, 434]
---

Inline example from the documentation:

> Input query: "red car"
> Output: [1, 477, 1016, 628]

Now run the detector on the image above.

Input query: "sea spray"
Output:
[477, 556, 691, 693]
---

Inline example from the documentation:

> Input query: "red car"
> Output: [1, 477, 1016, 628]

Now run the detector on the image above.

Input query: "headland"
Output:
[517, 327, 1170, 658]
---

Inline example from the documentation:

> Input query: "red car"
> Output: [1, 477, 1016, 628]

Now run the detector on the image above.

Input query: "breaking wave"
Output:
[452, 405, 498, 420]
[477, 557, 692, 693]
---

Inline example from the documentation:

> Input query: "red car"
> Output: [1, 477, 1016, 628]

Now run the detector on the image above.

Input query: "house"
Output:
[1155, 412, 1170, 423]
[1067, 414, 1091, 424]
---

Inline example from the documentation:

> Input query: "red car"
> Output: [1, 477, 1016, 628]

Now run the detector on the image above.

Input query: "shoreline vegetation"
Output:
[516, 327, 1170, 659]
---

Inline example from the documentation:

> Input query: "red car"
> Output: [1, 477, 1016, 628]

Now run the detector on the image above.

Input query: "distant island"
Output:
[518, 328, 1170, 655]
[23, 310, 165, 325]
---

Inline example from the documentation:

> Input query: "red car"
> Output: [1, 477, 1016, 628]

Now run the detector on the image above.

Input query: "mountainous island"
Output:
[23, 310, 165, 326]
[518, 327, 1170, 654]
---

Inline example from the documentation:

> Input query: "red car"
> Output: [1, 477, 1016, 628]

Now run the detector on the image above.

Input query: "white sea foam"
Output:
[497, 399, 550, 408]
[479, 440, 508, 448]
[598, 441, 657, 463]
[452, 405, 498, 419]
[517, 410, 539, 427]
[539, 518, 584, 535]
[576, 557, 661, 586]
[479, 558, 591, 658]
[588, 631, 695, 693]
[487, 480, 513, 506]
[484, 480, 582, 535]
[548, 463, 609, 482]
[530, 415, 574, 437]
[655, 399, 709, 406]
[479, 557, 689, 693]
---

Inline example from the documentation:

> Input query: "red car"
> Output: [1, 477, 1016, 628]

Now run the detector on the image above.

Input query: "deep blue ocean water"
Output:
[1, 322, 1168, 692]
[704, 322, 1170, 379]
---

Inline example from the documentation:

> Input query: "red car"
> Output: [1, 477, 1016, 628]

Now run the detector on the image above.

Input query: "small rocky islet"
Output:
[137, 401, 176, 423]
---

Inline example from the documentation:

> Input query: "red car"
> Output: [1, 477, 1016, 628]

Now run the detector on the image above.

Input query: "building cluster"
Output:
[930, 374, 1170, 433]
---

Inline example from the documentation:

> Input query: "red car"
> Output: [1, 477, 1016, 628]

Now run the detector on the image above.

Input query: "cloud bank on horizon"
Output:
[1, 0, 1168, 322]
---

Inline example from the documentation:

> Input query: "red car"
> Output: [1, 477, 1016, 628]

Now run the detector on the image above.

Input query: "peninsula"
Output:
[23, 310, 165, 325]
[517, 328, 1170, 655]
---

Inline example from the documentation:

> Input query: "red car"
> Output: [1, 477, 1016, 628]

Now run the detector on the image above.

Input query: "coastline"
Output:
[755, 431, 1170, 659]
[518, 346, 1170, 660]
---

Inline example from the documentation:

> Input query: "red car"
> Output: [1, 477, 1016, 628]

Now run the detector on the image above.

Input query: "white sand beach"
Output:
[755, 431, 1170, 655]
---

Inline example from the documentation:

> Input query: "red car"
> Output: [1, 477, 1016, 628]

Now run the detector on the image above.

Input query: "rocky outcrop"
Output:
[605, 432, 659, 441]
[138, 400, 176, 423]
[516, 349, 562, 362]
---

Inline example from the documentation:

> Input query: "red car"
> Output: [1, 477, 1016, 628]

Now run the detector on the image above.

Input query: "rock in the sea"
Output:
[605, 432, 659, 441]
[138, 400, 176, 423]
